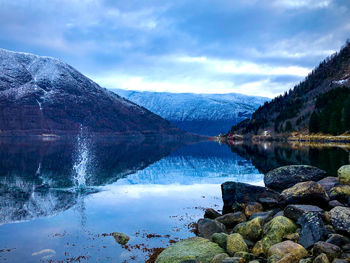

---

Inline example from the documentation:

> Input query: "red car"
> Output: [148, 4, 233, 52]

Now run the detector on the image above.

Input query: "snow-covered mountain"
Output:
[113, 89, 269, 135]
[0, 48, 182, 136]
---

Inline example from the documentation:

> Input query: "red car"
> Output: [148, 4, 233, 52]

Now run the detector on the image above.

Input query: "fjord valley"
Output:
[229, 41, 350, 140]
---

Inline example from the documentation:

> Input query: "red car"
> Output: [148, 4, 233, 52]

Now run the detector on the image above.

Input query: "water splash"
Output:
[72, 126, 90, 188]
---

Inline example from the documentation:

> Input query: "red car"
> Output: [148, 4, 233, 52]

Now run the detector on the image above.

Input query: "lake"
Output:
[0, 136, 349, 262]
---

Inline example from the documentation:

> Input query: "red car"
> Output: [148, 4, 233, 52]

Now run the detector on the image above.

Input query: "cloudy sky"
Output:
[0, 0, 350, 97]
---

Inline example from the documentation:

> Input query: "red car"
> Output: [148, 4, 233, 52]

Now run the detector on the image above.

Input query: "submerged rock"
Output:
[283, 205, 324, 221]
[264, 165, 327, 191]
[328, 206, 350, 234]
[226, 233, 248, 256]
[337, 165, 350, 185]
[197, 218, 226, 239]
[280, 181, 329, 206]
[221, 182, 280, 213]
[297, 213, 327, 249]
[155, 237, 225, 263]
[111, 232, 130, 245]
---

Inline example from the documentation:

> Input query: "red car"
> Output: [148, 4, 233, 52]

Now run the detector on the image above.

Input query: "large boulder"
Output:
[221, 182, 280, 213]
[155, 237, 225, 263]
[216, 212, 247, 228]
[283, 205, 324, 221]
[233, 217, 264, 242]
[329, 206, 350, 234]
[252, 216, 297, 256]
[297, 213, 327, 249]
[337, 165, 350, 185]
[226, 233, 248, 256]
[280, 181, 329, 206]
[197, 218, 226, 239]
[264, 165, 327, 191]
[268, 241, 308, 261]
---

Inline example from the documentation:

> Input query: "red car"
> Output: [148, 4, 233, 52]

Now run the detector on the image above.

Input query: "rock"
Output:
[268, 241, 308, 261]
[227, 233, 248, 256]
[222, 257, 245, 263]
[250, 210, 275, 223]
[111, 232, 130, 245]
[283, 233, 299, 242]
[299, 258, 312, 263]
[233, 217, 264, 242]
[326, 234, 350, 247]
[274, 211, 285, 218]
[342, 243, 350, 252]
[329, 185, 350, 203]
[205, 208, 222, 219]
[234, 252, 256, 262]
[211, 253, 230, 263]
[332, 259, 347, 263]
[276, 253, 298, 263]
[329, 206, 350, 234]
[245, 202, 264, 218]
[313, 253, 329, 263]
[297, 213, 327, 249]
[317, 177, 339, 192]
[244, 239, 255, 249]
[280, 181, 329, 206]
[339, 253, 350, 259]
[249, 261, 260, 263]
[337, 165, 350, 185]
[155, 237, 225, 263]
[269, 254, 283, 263]
[211, 233, 228, 249]
[216, 212, 247, 227]
[252, 216, 297, 256]
[328, 200, 344, 208]
[221, 182, 280, 213]
[198, 218, 226, 239]
[312, 242, 341, 261]
[283, 205, 324, 221]
[264, 165, 327, 191]
[259, 197, 279, 209]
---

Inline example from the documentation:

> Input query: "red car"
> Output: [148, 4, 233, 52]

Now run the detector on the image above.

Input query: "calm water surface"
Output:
[0, 136, 349, 262]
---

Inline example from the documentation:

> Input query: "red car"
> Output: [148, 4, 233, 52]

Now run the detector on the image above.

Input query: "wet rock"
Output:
[259, 197, 279, 209]
[216, 212, 247, 227]
[198, 218, 226, 239]
[234, 252, 256, 262]
[328, 200, 344, 209]
[244, 239, 255, 249]
[317, 177, 339, 193]
[221, 182, 280, 213]
[329, 206, 350, 234]
[325, 234, 350, 247]
[312, 242, 341, 261]
[268, 254, 283, 263]
[252, 216, 297, 256]
[268, 241, 308, 261]
[111, 232, 130, 245]
[245, 202, 264, 218]
[205, 208, 222, 219]
[222, 257, 245, 263]
[313, 253, 329, 263]
[277, 253, 299, 263]
[298, 257, 312, 263]
[211, 233, 228, 249]
[155, 237, 225, 263]
[280, 181, 329, 206]
[250, 210, 275, 223]
[283, 205, 324, 221]
[337, 165, 350, 185]
[233, 217, 264, 242]
[210, 253, 230, 263]
[227, 233, 248, 256]
[264, 165, 327, 191]
[297, 213, 327, 249]
[329, 185, 350, 203]
[274, 211, 285, 218]
[283, 233, 299, 242]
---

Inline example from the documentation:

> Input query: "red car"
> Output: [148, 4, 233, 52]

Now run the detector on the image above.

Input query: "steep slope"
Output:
[0, 49, 182, 136]
[230, 41, 350, 136]
[113, 89, 268, 136]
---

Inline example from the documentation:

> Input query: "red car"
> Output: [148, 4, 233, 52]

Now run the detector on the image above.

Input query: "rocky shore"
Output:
[155, 165, 350, 263]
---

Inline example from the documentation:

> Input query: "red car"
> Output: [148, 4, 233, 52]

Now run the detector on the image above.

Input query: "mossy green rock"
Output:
[233, 217, 264, 241]
[155, 237, 225, 263]
[111, 232, 130, 245]
[329, 185, 350, 201]
[337, 165, 350, 185]
[226, 233, 248, 256]
[211, 233, 228, 249]
[252, 216, 297, 256]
